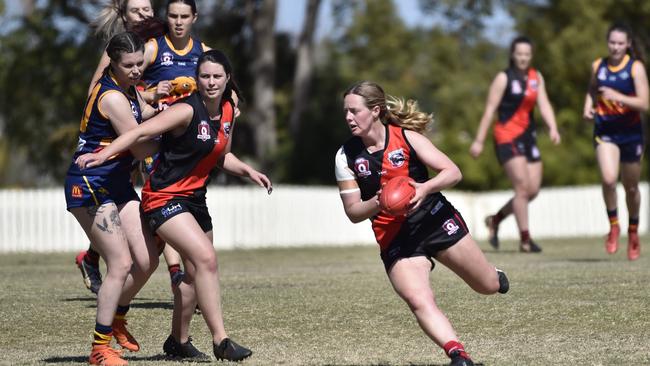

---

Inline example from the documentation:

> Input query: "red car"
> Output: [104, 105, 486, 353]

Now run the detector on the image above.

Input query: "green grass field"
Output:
[1, 237, 649, 365]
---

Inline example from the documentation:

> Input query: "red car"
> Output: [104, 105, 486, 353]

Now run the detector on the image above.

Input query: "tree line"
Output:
[0, 0, 647, 189]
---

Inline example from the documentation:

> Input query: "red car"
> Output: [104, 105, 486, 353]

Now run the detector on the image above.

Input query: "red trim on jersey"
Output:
[494, 68, 538, 144]
[141, 100, 234, 212]
[373, 124, 412, 252]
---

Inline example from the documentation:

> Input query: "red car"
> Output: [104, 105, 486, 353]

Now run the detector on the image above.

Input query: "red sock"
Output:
[168, 264, 181, 278]
[520, 230, 530, 243]
[443, 340, 471, 360]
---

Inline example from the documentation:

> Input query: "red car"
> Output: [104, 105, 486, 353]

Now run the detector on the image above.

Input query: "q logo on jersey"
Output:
[161, 52, 174, 66]
[197, 121, 211, 141]
[387, 148, 406, 168]
[354, 158, 371, 178]
[442, 218, 460, 236]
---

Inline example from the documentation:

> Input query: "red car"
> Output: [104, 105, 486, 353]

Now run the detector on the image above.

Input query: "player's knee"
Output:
[602, 179, 617, 191]
[400, 291, 432, 312]
[194, 250, 218, 273]
[623, 183, 639, 196]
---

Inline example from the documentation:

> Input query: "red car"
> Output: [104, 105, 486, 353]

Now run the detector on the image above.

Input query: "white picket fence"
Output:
[0, 184, 647, 252]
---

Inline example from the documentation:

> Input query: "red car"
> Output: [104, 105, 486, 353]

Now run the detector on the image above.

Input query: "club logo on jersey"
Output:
[620, 71, 630, 80]
[442, 218, 460, 236]
[223, 122, 232, 138]
[387, 148, 406, 168]
[161, 51, 174, 66]
[71, 185, 83, 199]
[197, 121, 211, 141]
[161, 203, 183, 218]
[529, 79, 538, 90]
[129, 100, 140, 121]
[76, 137, 87, 152]
[598, 67, 608, 81]
[354, 158, 372, 178]
[511, 80, 522, 94]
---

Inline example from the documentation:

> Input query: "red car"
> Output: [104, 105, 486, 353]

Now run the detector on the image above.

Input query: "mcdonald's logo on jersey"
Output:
[71, 185, 83, 199]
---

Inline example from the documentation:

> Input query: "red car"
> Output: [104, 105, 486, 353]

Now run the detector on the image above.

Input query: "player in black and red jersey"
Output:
[76, 49, 269, 362]
[470, 36, 561, 253]
[583, 24, 649, 260]
[335, 81, 508, 366]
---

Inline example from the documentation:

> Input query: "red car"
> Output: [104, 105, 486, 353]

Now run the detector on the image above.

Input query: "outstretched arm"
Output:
[536, 72, 560, 144]
[470, 72, 507, 158]
[216, 125, 272, 193]
[76, 102, 193, 168]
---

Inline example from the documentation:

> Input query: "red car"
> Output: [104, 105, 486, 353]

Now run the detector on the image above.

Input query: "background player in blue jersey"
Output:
[64, 32, 161, 366]
[76, 50, 270, 362]
[583, 23, 649, 260]
[335, 81, 509, 366]
[140, 0, 209, 109]
[470, 36, 560, 253]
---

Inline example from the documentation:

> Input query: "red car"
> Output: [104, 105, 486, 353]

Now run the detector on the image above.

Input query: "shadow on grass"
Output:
[564, 258, 610, 263]
[42, 354, 203, 364]
[42, 355, 87, 363]
[129, 301, 173, 310]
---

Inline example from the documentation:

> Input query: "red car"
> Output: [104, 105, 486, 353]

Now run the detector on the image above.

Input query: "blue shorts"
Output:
[64, 172, 139, 210]
[594, 135, 644, 163]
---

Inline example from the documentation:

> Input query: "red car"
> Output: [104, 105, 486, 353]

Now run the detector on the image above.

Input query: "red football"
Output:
[379, 176, 416, 216]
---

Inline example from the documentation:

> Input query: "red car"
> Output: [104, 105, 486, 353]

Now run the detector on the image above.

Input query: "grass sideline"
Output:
[0, 237, 649, 365]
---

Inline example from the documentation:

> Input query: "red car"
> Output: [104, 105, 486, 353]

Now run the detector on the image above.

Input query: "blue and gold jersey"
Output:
[142, 35, 207, 108]
[594, 55, 642, 142]
[67, 72, 141, 176]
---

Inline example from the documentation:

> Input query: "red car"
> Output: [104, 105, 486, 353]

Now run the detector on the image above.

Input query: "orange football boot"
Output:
[628, 231, 640, 261]
[89, 344, 128, 366]
[112, 319, 139, 352]
[605, 225, 620, 254]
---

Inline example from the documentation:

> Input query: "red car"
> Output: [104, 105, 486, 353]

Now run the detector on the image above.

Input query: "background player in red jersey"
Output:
[583, 23, 649, 260]
[335, 81, 508, 366]
[470, 36, 560, 253]
[76, 50, 270, 362]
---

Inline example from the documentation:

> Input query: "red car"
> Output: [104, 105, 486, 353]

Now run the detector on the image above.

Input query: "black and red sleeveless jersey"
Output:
[494, 67, 539, 144]
[141, 93, 234, 212]
[340, 123, 449, 251]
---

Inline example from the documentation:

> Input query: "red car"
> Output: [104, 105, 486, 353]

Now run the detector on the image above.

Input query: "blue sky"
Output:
[3, 0, 514, 45]
[277, 0, 515, 45]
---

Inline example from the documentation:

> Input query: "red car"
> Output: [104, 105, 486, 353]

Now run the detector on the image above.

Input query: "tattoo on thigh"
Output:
[87, 205, 104, 216]
[96, 217, 113, 233]
[110, 210, 121, 228]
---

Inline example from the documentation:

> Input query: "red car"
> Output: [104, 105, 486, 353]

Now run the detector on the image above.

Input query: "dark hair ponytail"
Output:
[607, 22, 645, 63]
[197, 49, 243, 103]
[508, 35, 533, 69]
[104, 31, 145, 75]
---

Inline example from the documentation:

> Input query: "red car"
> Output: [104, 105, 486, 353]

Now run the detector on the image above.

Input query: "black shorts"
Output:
[380, 199, 470, 272]
[495, 131, 541, 165]
[594, 135, 644, 163]
[144, 197, 213, 233]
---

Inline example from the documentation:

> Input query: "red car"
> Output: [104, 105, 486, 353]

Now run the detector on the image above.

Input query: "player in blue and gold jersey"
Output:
[64, 32, 162, 366]
[470, 36, 560, 253]
[335, 81, 509, 366]
[140, 0, 210, 111]
[583, 23, 649, 260]
[75, 50, 268, 363]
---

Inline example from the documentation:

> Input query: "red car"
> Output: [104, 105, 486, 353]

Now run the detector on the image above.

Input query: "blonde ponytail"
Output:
[385, 95, 433, 133]
[92, 0, 126, 42]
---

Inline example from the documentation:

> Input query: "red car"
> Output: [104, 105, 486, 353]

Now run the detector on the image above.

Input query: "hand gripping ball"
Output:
[379, 176, 415, 216]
